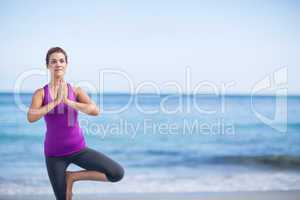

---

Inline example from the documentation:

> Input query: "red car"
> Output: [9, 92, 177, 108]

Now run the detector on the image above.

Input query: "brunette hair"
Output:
[46, 47, 68, 65]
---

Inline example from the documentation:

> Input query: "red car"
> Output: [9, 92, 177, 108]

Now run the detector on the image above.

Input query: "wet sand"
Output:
[0, 190, 299, 200]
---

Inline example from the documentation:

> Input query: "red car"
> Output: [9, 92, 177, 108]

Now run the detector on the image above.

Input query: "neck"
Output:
[50, 77, 65, 87]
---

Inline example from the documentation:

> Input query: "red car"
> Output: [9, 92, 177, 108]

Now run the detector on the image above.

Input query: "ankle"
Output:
[66, 171, 76, 182]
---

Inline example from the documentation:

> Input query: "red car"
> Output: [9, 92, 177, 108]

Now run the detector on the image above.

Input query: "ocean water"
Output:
[0, 93, 300, 194]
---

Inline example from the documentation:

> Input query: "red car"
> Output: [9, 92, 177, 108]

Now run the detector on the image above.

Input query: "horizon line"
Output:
[0, 91, 299, 97]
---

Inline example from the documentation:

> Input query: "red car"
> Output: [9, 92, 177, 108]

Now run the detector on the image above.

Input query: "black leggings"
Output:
[45, 147, 124, 200]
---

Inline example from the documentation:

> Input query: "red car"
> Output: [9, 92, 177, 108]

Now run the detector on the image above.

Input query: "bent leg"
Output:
[71, 147, 124, 182]
[45, 156, 69, 200]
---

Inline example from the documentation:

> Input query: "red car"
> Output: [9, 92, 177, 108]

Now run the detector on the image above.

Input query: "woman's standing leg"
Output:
[45, 156, 70, 200]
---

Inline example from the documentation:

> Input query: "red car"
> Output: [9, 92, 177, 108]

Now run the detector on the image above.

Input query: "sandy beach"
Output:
[0, 190, 299, 200]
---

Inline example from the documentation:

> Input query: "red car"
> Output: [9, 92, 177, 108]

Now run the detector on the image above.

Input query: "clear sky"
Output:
[0, 0, 299, 94]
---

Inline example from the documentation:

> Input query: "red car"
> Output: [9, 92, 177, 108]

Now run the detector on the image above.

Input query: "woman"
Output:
[27, 47, 124, 200]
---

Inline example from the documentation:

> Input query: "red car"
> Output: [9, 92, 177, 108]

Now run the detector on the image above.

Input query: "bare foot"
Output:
[66, 171, 74, 200]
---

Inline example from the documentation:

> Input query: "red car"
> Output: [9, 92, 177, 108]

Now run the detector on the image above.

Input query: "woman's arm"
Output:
[64, 86, 100, 116]
[27, 88, 60, 123]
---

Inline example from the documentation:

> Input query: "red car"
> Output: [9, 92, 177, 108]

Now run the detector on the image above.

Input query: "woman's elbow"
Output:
[27, 114, 35, 123]
[89, 106, 100, 116]
[27, 112, 38, 123]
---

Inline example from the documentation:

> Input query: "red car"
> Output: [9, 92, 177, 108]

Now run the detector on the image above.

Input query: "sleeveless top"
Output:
[42, 83, 86, 157]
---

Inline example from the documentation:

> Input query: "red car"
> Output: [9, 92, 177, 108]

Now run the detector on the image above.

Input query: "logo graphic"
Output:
[251, 67, 288, 133]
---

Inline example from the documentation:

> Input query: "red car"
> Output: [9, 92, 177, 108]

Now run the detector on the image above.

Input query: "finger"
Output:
[59, 81, 64, 92]
[57, 86, 62, 98]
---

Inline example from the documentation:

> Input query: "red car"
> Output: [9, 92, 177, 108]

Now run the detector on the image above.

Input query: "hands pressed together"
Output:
[54, 79, 69, 105]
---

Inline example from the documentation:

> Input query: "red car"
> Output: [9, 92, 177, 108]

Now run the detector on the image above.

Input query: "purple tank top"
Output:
[42, 83, 86, 157]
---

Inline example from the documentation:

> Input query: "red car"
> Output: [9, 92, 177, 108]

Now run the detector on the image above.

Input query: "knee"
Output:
[108, 166, 124, 182]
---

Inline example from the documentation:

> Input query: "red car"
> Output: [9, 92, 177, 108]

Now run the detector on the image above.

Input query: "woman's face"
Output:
[47, 52, 67, 78]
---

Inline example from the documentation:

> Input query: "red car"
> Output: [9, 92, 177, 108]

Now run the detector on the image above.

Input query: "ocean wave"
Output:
[130, 150, 300, 170]
[1, 170, 300, 194]
[208, 155, 300, 169]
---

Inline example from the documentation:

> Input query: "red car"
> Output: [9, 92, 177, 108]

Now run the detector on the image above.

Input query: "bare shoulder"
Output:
[33, 87, 44, 98]
[70, 84, 92, 103]
[70, 84, 85, 99]
[30, 87, 44, 107]
[70, 85, 80, 96]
